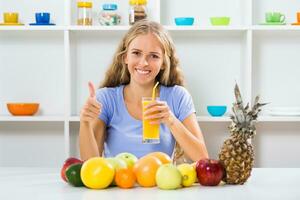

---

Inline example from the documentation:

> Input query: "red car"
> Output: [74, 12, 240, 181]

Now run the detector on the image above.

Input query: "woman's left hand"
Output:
[143, 100, 175, 127]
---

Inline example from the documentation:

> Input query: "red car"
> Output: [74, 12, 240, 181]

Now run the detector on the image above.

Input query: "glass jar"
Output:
[99, 3, 121, 26]
[129, 0, 148, 25]
[77, 2, 93, 25]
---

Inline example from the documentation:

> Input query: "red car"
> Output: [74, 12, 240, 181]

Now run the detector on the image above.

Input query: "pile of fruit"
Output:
[61, 152, 226, 190]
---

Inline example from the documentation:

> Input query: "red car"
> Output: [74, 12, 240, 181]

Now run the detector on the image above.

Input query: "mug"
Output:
[3, 12, 19, 23]
[265, 12, 285, 23]
[35, 12, 50, 24]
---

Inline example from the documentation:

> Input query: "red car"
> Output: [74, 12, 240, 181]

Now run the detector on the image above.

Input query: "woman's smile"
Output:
[135, 68, 151, 75]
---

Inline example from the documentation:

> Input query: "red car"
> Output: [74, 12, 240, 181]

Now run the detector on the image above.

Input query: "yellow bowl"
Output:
[7, 103, 39, 116]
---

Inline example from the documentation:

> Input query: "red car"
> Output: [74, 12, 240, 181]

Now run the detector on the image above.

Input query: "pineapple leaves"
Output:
[230, 83, 267, 138]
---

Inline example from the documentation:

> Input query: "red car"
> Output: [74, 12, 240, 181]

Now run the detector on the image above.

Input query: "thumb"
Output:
[88, 81, 96, 98]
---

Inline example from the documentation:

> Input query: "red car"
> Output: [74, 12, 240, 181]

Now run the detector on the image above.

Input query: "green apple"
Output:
[177, 163, 197, 187]
[156, 163, 182, 190]
[106, 157, 128, 170]
[115, 152, 138, 168]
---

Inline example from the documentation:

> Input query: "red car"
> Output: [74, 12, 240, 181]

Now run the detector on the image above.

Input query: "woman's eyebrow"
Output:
[131, 48, 142, 51]
[131, 48, 161, 55]
[149, 51, 161, 55]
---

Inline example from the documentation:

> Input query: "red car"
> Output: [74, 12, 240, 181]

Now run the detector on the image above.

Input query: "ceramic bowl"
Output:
[210, 17, 230, 25]
[7, 103, 39, 116]
[175, 17, 194, 26]
[207, 105, 227, 116]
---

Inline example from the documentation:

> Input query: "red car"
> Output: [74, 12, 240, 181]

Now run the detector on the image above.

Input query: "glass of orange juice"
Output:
[142, 97, 160, 144]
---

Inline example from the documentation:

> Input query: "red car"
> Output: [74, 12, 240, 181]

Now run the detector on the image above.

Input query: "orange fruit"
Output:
[133, 155, 162, 187]
[146, 152, 172, 164]
[115, 168, 136, 189]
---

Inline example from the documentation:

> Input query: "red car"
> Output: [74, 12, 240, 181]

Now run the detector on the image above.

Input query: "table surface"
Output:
[0, 168, 299, 200]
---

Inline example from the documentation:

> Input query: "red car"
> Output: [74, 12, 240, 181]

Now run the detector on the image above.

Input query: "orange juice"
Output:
[142, 97, 160, 144]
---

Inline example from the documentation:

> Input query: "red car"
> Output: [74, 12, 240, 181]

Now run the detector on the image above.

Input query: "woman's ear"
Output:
[124, 53, 128, 64]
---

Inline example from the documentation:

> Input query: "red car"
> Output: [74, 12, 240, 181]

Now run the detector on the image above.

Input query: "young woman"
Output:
[79, 20, 209, 162]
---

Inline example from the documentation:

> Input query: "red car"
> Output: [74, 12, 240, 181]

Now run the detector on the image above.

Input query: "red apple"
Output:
[61, 157, 82, 182]
[196, 159, 225, 186]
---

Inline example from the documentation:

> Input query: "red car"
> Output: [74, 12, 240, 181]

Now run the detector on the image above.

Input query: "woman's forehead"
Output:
[128, 33, 163, 53]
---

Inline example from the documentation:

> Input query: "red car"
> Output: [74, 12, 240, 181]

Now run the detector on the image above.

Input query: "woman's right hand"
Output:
[80, 81, 102, 124]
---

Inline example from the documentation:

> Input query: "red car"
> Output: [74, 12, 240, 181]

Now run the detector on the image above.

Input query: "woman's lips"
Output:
[135, 68, 151, 75]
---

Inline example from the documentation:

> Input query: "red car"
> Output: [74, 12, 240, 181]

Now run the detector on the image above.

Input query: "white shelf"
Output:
[69, 116, 80, 122]
[258, 116, 300, 122]
[0, 26, 65, 31]
[1, 25, 300, 31]
[68, 25, 130, 31]
[164, 26, 248, 31]
[199, 116, 300, 122]
[1, 116, 298, 122]
[252, 25, 300, 31]
[0, 116, 65, 122]
[197, 116, 231, 122]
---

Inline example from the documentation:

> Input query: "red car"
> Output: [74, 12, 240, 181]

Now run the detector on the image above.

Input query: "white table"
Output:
[0, 168, 299, 200]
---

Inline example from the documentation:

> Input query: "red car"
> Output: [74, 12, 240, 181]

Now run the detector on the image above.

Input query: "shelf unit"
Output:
[2, 25, 300, 31]
[1, 0, 300, 167]
[1, 116, 300, 122]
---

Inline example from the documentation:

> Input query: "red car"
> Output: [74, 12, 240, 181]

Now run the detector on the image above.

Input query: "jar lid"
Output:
[102, 3, 118, 10]
[129, 0, 147, 5]
[77, 2, 93, 8]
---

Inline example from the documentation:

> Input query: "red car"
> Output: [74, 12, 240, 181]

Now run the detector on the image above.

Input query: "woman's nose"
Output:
[139, 55, 149, 66]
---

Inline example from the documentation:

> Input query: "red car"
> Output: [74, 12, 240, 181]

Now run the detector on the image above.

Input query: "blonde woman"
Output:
[79, 20, 209, 162]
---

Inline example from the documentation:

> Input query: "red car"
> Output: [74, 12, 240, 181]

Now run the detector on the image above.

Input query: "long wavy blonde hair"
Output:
[100, 20, 184, 88]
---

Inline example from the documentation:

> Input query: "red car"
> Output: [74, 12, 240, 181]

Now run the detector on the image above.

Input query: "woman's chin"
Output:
[132, 77, 154, 86]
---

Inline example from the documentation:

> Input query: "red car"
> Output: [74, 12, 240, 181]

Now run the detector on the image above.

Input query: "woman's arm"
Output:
[144, 100, 209, 162]
[79, 82, 106, 161]
[79, 119, 106, 160]
[167, 113, 209, 162]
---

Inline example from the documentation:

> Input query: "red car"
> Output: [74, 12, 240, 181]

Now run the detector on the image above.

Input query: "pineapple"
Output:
[172, 142, 190, 165]
[219, 83, 266, 184]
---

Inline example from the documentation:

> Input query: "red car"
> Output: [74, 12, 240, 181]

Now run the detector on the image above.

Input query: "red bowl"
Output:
[7, 103, 39, 116]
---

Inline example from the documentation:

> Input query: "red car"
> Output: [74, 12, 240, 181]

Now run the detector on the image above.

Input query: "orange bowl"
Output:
[7, 103, 39, 116]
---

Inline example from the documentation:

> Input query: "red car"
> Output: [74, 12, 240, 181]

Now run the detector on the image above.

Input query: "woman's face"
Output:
[124, 33, 164, 86]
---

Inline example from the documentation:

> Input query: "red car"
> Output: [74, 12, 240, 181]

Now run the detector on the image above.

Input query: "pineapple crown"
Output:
[229, 83, 267, 138]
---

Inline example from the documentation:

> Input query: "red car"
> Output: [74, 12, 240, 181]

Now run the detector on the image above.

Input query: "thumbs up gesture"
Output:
[80, 81, 102, 123]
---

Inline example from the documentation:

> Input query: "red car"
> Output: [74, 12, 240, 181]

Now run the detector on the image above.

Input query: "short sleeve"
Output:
[172, 86, 196, 122]
[95, 88, 112, 125]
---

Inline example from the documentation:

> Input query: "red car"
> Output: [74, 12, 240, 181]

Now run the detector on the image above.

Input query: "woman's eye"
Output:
[151, 54, 160, 59]
[132, 51, 140, 55]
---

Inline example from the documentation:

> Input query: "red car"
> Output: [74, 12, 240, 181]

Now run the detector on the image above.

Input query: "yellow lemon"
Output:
[177, 163, 197, 187]
[81, 157, 114, 189]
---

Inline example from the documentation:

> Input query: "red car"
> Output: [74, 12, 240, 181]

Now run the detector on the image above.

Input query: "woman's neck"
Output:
[124, 82, 159, 104]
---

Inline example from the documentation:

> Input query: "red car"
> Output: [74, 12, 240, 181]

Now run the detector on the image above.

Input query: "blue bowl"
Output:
[207, 105, 227, 117]
[175, 17, 194, 26]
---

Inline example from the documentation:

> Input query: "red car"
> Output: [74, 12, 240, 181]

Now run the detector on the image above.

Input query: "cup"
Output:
[35, 12, 50, 24]
[142, 97, 160, 144]
[265, 12, 285, 23]
[3, 12, 19, 23]
[297, 12, 300, 22]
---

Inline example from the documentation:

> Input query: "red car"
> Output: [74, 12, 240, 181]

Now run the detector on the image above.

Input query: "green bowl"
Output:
[210, 17, 230, 26]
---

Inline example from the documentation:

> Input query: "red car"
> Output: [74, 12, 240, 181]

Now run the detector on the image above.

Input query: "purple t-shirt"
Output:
[96, 84, 195, 158]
